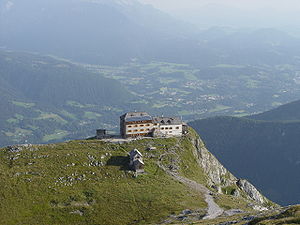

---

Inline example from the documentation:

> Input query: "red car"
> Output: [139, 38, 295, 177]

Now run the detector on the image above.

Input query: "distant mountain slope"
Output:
[2, 1, 300, 66]
[248, 100, 300, 121]
[0, 0, 199, 65]
[0, 50, 136, 146]
[0, 52, 132, 106]
[189, 102, 300, 205]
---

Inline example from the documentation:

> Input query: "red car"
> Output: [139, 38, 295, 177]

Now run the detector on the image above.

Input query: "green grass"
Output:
[60, 110, 77, 120]
[66, 101, 89, 108]
[179, 110, 199, 116]
[208, 105, 232, 113]
[12, 101, 35, 108]
[221, 185, 237, 195]
[0, 135, 210, 225]
[213, 64, 245, 69]
[0, 129, 271, 224]
[184, 72, 198, 81]
[6, 118, 18, 123]
[36, 111, 68, 125]
[42, 130, 69, 142]
[152, 103, 169, 108]
[4, 128, 32, 138]
[159, 77, 178, 84]
[6, 114, 24, 124]
[271, 102, 282, 107]
[248, 205, 300, 224]
[177, 135, 207, 185]
[83, 111, 102, 120]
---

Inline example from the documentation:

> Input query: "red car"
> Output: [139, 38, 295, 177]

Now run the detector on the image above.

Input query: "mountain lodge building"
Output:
[120, 112, 187, 138]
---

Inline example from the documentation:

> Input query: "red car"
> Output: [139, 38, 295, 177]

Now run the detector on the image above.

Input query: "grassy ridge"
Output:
[0, 136, 210, 225]
[249, 205, 300, 224]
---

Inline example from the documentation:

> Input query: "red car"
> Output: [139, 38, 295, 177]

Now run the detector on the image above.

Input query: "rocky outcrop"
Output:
[191, 135, 236, 187]
[189, 131, 270, 206]
[237, 179, 268, 205]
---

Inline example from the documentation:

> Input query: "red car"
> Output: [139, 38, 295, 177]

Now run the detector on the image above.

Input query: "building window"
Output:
[134, 125, 138, 127]
[134, 130, 138, 132]
[140, 124, 144, 127]
[128, 125, 132, 128]
[165, 127, 169, 130]
[140, 129, 144, 131]
[169, 131, 172, 133]
[176, 127, 179, 129]
[161, 127, 165, 130]
[170, 127, 173, 129]
[147, 128, 150, 131]
[128, 130, 132, 133]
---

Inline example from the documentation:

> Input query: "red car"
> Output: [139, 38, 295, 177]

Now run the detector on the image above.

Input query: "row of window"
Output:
[161, 126, 180, 130]
[127, 124, 151, 128]
[127, 128, 151, 133]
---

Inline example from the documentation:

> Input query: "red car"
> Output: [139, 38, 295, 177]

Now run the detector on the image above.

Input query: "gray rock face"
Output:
[7, 146, 23, 153]
[232, 189, 240, 197]
[237, 179, 267, 205]
[190, 132, 269, 206]
[192, 137, 236, 187]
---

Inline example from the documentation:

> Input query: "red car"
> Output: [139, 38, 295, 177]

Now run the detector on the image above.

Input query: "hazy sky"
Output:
[139, 0, 300, 29]
[140, 0, 300, 12]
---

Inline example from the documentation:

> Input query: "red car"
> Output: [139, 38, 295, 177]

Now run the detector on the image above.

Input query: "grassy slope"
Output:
[249, 205, 300, 225]
[192, 205, 300, 225]
[0, 136, 206, 225]
[0, 131, 261, 225]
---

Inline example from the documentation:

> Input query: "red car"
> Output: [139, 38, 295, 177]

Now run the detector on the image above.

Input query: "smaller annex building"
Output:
[129, 149, 145, 173]
[120, 112, 187, 138]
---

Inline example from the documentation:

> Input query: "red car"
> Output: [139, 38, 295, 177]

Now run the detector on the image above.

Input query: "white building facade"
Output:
[120, 112, 186, 138]
[153, 117, 183, 137]
[120, 112, 154, 138]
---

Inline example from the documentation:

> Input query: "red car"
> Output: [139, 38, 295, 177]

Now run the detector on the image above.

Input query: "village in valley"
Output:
[96, 111, 189, 174]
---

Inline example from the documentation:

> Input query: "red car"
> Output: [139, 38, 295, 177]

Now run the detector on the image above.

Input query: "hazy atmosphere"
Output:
[140, 0, 300, 31]
[1, 0, 300, 224]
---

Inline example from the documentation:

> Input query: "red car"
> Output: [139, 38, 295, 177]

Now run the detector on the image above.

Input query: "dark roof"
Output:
[121, 112, 152, 122]
[153, 117, 182, 125]
[129, 149, 143, 159]
[133, 159, 145, 165]
[126, 116, 152, 122]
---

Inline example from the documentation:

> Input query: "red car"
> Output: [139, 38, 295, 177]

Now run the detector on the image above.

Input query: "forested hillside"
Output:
[0, 51, 136, 146]
[189, 102, 300, 205]
[248, 99, 300, 121]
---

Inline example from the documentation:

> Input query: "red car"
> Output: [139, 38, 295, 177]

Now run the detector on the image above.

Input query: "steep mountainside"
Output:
[0, 50, 137, 146]
[0, 129, 274, 225]
[248, 99, 300, 121]
[189, 101, 300, 206]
